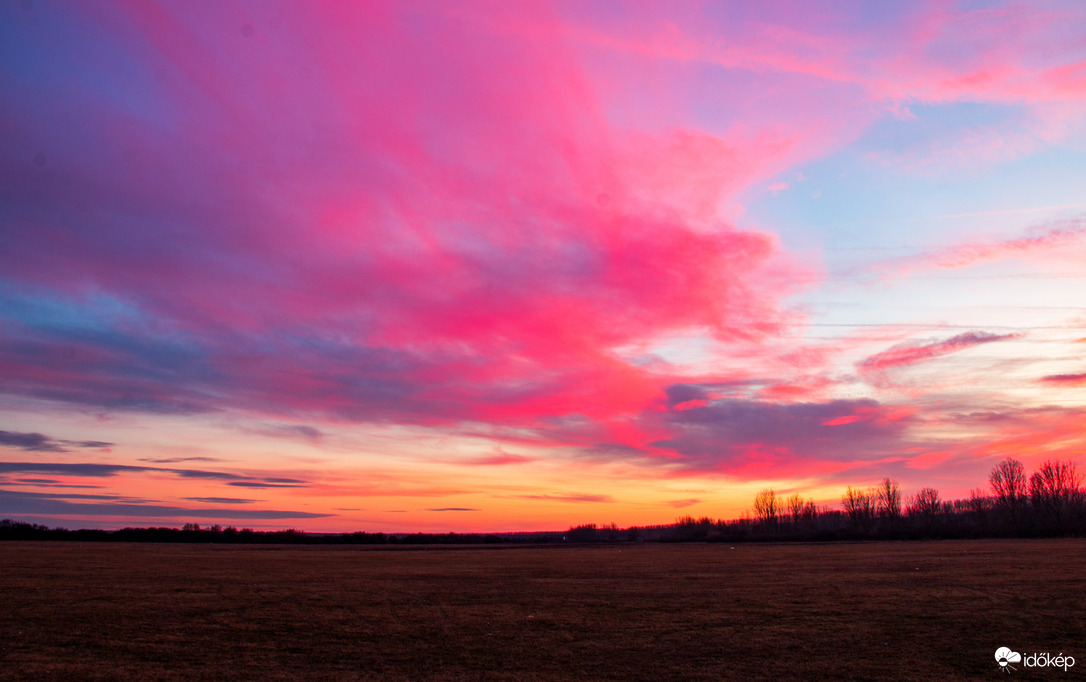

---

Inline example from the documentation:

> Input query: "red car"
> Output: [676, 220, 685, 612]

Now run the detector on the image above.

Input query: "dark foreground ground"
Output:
[0, 539, 1082, 680]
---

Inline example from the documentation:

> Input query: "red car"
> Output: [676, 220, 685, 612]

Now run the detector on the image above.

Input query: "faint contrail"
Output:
[824, 202, 1086, 234]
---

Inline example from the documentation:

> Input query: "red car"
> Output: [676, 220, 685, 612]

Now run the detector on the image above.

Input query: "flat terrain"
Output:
[0, 539, 1082, 680]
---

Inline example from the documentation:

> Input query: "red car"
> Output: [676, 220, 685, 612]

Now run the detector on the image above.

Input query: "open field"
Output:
[0, 540, 1083, 680]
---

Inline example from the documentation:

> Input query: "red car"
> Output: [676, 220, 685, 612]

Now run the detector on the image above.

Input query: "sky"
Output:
[2, 0, 1086, 532]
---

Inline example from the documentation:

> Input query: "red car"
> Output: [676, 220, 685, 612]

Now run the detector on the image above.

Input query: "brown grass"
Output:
[0, 539, 1083, 680]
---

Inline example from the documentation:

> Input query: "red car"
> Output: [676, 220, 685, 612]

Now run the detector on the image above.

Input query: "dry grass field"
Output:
[0, 539, 1083, 680]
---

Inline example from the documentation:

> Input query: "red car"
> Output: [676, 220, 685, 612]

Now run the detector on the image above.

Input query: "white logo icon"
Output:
[995, 647, 1022, 673]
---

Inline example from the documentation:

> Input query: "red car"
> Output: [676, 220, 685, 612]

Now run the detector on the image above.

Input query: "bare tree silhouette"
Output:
[786, 493, 804, 527]
[753, 489, 779, 529]
[1029, 460, 1082, 532]
[907, 487, 941, 524]
[989, 457, 1027, 524]
[842, 486, 876, 531]
[967, 488, 990, 522]
[875, 478, 901, 521]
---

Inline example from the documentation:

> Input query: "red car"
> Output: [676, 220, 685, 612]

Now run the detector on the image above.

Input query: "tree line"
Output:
[2, 458, 1081, 544]
[553, 458, 1085, 543]
[732, 457, 1085, 541]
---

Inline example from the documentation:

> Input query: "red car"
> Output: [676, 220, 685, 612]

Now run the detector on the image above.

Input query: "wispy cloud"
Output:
[858, 332, 1020, 373]
[1039, 372, 1086, 386]
[6, 479, 103, 489]
[519, 493, 615, 503]
[0, 462, 307, 488]
[0, 430, 112, 453]
[184, 497, 258, 505]
[666, 498, 701, 508]
[452, 451, 534, 466]
[862, 217, 1086, 279]
[0, 489, 331, 519]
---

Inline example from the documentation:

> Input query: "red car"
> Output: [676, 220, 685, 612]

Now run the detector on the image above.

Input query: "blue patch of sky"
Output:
[0, 287, 138, 334]
[0, 284, 217, 384]
[856, 101, 1023, 158]
[747, 103, 1086, 258]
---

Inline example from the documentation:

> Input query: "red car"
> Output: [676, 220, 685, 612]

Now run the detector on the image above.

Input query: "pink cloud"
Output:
[963, 407, 1086, 465]
[454, 451, 535, 467]
[864, 217, 1086, 279]
[666, 498, 701, 508]
[1, 1, 811, 432]
[904, 450, 955, 470]
[1042, 58, 1086, 97]
[1039, 372, 1086, 386]
[673, 399, 708, 412]
[878, 407, 918, 423]
[565, 2, 1086, 169]
[822, 415, 863, 426]
[859, 332, 1021, 373]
